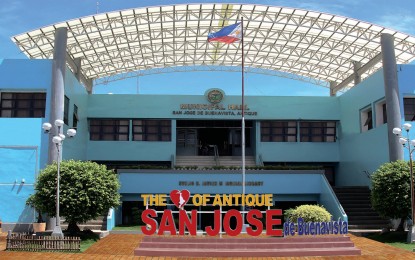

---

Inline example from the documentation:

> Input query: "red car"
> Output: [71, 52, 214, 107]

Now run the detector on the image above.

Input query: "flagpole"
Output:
[241, 17, 246, 221]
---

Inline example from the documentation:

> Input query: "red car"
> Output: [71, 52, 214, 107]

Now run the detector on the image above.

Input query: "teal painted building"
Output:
[1, 57, 415, 230]
[2, 3, 415, 232]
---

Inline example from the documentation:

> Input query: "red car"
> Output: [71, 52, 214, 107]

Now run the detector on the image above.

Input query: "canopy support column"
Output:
[381, 33, 403, 161]
[353, 61, 362, 85]
[48, 27, 68, 164]
[330, 82, 336, 97]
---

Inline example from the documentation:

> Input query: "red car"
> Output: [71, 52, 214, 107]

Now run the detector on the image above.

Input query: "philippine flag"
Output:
[208, 23, 242, 44]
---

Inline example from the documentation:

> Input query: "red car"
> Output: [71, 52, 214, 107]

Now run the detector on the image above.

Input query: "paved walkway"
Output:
[0, 233, 414, 259]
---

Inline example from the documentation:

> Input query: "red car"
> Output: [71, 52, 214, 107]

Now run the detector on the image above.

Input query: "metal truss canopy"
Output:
[11, 3, 415, 92]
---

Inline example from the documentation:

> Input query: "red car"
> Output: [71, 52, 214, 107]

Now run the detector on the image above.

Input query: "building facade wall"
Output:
[396, 65, 415, 161]
[0, 60, 52, 224]
[86, 94, 340, 163]
[337, 69, 389, 186]
[1, 58, 414, 225]
[60, 67, 89, 162]
[0, 59, 88, 226]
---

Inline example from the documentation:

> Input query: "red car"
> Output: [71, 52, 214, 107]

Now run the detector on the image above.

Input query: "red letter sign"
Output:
[266, 209, 283, 236]
[246, 209, 263, 236]
[223, 209, 242, 236]
[141, 209, 158, 235]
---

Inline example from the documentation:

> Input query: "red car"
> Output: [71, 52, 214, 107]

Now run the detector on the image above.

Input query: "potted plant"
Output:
[26, 195, 46, 233]
[32, 211, 46, 232]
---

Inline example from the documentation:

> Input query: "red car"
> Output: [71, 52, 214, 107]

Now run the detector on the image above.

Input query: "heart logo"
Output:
[170, 190, 191, 209]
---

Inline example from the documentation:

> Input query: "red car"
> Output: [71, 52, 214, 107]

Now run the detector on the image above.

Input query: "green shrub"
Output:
[27, 160, 120, 234]
[283, 208, 295, 222]
[286, 205, 332, 222]
[371, 160, 410, 231]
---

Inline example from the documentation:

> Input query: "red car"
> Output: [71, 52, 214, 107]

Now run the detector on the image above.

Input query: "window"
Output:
[261, 121, 297, 142]
[132, 120, 171, 141]
[73, 104, 78, 129]
[63, 96, 69, 125]
[360, 107, 373, 132]
[375, 101, 387, 127]
[300, 121, 336, 142]
[89, 119, 129, 141]
[0, 92, 46, 118]
[404, 98, 415, 121]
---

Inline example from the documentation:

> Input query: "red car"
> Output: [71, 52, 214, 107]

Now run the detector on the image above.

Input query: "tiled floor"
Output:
[0, 233, 414, 259]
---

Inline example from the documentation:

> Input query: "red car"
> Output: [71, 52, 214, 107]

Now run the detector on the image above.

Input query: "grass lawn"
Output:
[80, 238, 99, 252]
[366, 231, 415, 252]
[74, 231, 100, 252]
[112, 225, 143, 231]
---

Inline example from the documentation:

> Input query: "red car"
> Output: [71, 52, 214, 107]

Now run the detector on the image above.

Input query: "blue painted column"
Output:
[48, 27, 68, 164]
[381, 33, 403, 161]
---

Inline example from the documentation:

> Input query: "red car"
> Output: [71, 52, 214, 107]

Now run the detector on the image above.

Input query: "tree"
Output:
[27, 160, 120, 234]
[371, 160, 411, 231]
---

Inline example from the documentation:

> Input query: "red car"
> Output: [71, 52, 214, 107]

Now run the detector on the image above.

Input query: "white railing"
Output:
[209, 145, 219, 166]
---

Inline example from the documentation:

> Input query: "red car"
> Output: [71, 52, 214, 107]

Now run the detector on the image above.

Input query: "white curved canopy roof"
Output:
[11, 3, 415, 91]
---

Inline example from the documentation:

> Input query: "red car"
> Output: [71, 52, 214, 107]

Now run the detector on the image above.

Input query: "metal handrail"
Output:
[171, 154, 176, 169]
[321, 174, 348, 221]
[258, 154, 264, 167]
[209, 145, 219, 166]
[363, 170, 371, 179]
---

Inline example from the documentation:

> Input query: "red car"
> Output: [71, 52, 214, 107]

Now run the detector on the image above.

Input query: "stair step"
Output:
[338, 199, 371, 202]
[333, 186, 370, 191]
[334, 186, 389, 231]
[348, 220, 390, 225]
[341, 203, 372, 207]
[342, 208, 377, 214]
[135, 247, 361, 257]
[341, 204, 373, 209]
[143, 236, 353, 243]
[61, 224, 105, 230]
[347, 215, 388, 220]
[139, 241, 355, 249]
[176, 156, 257, 167]
[135, 236, 361, 257]
[348, 224, 388, 229]
[336, 193, 371, 197]
[346, 211, 380, 216]
[60, 215, 107, 231]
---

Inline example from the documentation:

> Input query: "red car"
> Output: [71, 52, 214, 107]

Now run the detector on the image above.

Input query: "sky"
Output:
[0, 0, 414, 96]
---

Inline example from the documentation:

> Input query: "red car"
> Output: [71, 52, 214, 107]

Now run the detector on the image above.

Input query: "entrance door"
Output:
[199, 128, 230, 156]
[176, 129, 198, 155]
[229, 129, 241, 156]
[176, 120, 253, 156]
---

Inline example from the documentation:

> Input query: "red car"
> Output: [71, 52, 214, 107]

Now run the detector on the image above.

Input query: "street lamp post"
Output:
[42, 119, 76, 238]
[393, 123, 415, 243]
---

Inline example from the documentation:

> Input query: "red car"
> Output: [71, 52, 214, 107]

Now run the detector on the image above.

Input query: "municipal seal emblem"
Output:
[206, 89, 224, 104]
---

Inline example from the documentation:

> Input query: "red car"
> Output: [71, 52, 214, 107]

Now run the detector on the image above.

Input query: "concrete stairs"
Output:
[333, 186, 390, 231]
[175, 156, 256, 168]
[176, 156, 217, 167]
[60, 215, 107, 231]
[134, 236, 361, 257]
[220, 156, 256, 167]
